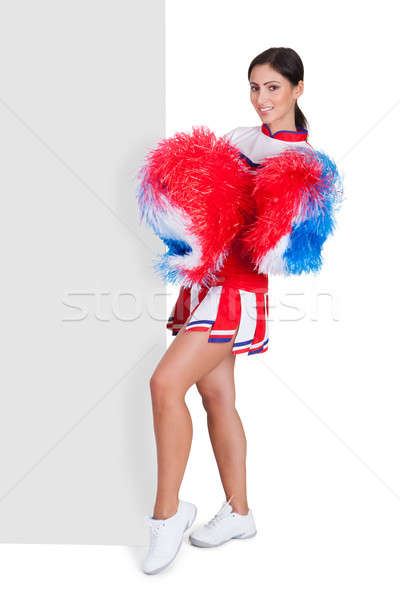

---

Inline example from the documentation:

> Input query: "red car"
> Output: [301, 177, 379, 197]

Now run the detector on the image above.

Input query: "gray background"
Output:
[0, 0, 165, 545]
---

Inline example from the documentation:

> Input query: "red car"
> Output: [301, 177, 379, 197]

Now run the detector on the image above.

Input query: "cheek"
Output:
[277, 92, 292, 107]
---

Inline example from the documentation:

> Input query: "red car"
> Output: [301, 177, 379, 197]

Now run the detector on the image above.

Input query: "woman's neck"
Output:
[263, 119, 297, 135]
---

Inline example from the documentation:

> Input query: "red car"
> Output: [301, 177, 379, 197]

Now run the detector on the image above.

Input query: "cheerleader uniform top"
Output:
[209, 123, 311, 293]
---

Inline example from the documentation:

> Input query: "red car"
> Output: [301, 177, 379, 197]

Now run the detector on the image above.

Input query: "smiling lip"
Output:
[259, 106, 273, 112]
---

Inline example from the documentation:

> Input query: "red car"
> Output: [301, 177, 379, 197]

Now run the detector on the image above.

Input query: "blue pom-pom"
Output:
[283, 149, 344, 275]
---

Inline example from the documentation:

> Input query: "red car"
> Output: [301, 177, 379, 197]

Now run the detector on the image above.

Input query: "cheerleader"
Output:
[136, 47, 343, 574]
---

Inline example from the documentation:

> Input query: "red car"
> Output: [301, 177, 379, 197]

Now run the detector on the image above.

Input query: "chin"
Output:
[257, 111, 275, 124]
[261, 115, 274, 125]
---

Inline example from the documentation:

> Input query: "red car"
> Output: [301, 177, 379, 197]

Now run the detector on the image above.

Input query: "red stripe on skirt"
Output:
[208, 286, 241, 340]
[167, 286, 208, 332]
[250, 292, 267, 348]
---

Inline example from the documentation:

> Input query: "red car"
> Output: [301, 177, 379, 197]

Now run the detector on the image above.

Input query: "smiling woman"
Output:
[249, 48, 306, 129]
[136, 46, 344, 576]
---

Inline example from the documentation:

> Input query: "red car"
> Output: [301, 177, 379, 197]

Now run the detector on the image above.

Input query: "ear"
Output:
[295, 80, 304, 100]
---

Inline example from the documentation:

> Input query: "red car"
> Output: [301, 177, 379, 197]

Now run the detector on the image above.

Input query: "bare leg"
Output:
[149, 319, 240, 519]
[195, 354, 249, 515]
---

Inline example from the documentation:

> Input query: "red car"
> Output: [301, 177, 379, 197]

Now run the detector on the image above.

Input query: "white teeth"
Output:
[260, 107, 273, 111]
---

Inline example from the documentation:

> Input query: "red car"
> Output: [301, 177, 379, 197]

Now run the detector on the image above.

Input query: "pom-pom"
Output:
[240, 147, 344, 275]
[136, 125, 252, 288]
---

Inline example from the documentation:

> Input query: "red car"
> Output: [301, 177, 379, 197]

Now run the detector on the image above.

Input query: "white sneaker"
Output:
[142, 500, 197, 575]
[189, 497, 257, 548]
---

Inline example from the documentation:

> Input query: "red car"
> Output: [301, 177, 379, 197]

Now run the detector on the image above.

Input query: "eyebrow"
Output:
[249, 80, 280, 85]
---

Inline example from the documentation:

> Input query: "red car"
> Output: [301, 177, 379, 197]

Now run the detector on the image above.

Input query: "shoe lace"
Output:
[206, 512, 227, 529]
[206, 495, 235, 529]
[145, 516, 166, 538]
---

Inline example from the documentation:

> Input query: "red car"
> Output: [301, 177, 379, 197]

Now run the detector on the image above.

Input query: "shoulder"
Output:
[222, 125, 259, 143]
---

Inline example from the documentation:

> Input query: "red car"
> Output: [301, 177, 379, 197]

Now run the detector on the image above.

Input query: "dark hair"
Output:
[247, 47, 308, 131]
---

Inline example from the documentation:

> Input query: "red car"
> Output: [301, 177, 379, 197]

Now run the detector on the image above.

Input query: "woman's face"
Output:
[249, 63, 303, 127]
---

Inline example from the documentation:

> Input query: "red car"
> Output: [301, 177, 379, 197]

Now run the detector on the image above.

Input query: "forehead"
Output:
[250, 63, 283, 83]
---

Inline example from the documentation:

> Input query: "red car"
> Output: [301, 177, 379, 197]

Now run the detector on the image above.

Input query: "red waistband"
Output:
[206, 272, 269, 293]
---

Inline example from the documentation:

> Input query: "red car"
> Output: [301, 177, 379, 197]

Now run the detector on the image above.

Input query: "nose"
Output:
[257, 89, 271, 106]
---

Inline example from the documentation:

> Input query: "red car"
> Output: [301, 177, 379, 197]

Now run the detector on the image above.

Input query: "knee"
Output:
[149, 369, 169, 398]
[149, 370, 182, 412]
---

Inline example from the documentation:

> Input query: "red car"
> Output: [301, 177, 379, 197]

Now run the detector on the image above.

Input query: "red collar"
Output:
[261, 122, 308, 142]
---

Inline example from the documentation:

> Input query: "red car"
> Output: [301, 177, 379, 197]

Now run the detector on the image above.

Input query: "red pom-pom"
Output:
[138, 126, 253, 287]
[241, 148, 323, 265]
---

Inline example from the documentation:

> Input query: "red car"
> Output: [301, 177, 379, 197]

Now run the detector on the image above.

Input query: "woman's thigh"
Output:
[151, 317, 239, 395]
